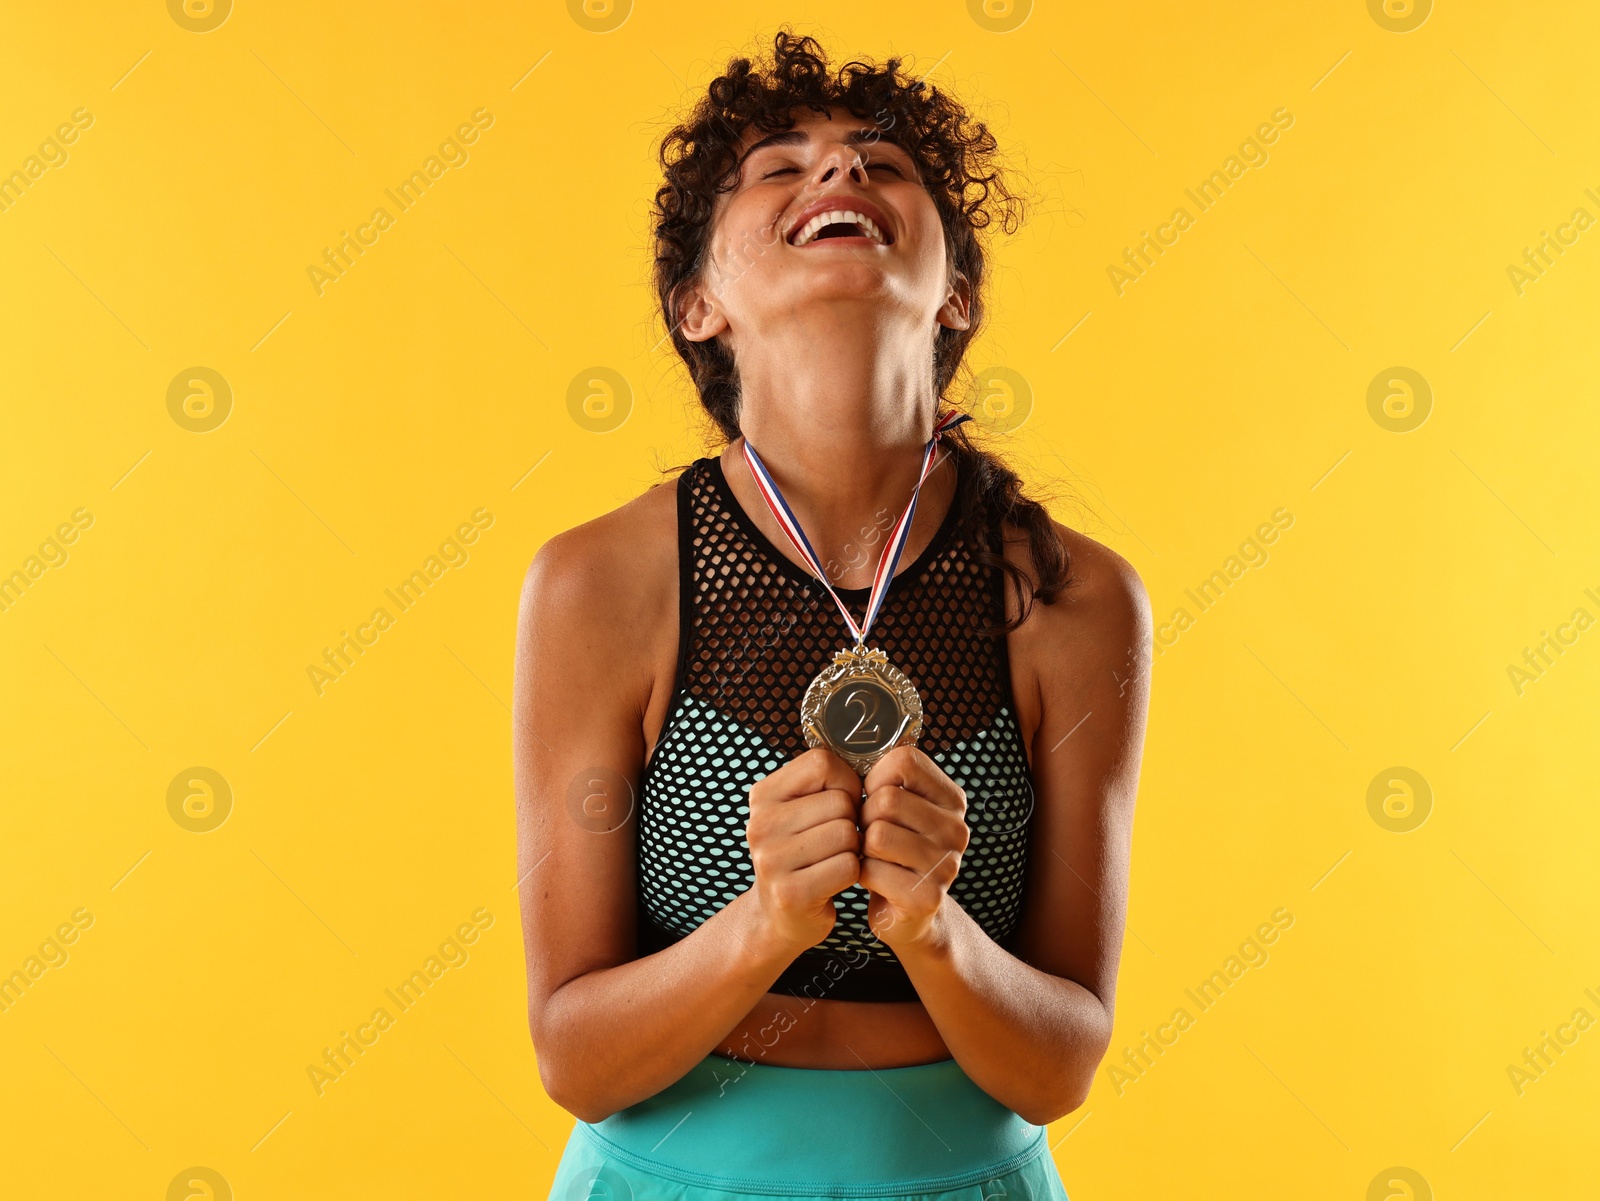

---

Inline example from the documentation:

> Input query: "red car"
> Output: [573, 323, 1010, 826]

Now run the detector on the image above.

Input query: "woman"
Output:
[515, 30, 1150, 1200]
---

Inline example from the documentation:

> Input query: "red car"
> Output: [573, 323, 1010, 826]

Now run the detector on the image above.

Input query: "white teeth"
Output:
[792, 209, 886, 247]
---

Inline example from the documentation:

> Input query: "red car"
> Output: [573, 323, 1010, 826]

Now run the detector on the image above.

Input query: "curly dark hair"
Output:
[651, 28, 1071, 630]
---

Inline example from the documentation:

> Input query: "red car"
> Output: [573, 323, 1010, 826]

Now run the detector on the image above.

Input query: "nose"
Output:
[811, 141, 867, 186]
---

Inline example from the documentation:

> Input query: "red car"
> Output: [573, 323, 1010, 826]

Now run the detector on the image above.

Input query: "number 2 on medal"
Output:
[843, 686, 882, 745]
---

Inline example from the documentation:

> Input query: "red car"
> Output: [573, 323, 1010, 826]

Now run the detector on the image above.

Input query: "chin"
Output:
[780, 264, 904, 303]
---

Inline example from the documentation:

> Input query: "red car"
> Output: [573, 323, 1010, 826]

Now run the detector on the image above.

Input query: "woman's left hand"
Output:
[858, 745, 970, 950]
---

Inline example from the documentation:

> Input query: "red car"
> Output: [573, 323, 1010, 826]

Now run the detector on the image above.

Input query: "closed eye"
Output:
[762, 163, 904, 182]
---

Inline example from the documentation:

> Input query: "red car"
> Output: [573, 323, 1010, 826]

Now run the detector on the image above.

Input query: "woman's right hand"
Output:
[745, 746, 864, 956]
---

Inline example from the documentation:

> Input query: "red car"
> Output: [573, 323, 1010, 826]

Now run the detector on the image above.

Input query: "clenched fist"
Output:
[857, 745, 969, 950]
[744, 746, 864, 957]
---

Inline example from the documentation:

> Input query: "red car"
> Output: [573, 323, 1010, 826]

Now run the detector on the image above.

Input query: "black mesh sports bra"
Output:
[635, 452, 1036, 1002]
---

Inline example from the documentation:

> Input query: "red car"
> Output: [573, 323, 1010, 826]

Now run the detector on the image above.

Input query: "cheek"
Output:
[706, 225, 797, 323]
[902, 228, 952, 304]
[894, 191, 950, 274]
[712, 196, 785, 274]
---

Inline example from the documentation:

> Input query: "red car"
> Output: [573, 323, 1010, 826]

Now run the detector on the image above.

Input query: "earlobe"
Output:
[936, 272, 972, 332]
[676, 282, 729, 343]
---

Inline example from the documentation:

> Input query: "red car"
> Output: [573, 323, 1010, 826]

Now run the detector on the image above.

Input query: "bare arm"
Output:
[514, 507, 865, 1122]
[857, 532, 1151, 1124]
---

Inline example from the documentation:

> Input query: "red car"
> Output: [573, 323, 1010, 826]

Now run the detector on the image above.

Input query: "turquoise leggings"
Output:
[547, 1053, 1070, 1199]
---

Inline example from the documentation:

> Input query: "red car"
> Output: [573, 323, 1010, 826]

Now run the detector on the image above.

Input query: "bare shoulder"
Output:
[516, 474, 681, 705]
[994, 515, 1152, 812]
[519, 475, 678, 627]
[1002, 518, 1151, 655]
[996, 516, 1152, 753]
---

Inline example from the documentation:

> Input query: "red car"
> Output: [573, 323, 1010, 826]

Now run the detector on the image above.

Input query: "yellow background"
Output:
[2, 1, 1596, 1197]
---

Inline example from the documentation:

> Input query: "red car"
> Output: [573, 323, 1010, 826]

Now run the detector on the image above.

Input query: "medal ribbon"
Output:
[741, 409, 972, 647]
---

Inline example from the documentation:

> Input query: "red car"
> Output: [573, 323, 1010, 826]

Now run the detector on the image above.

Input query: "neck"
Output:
[721, 307, 958, 591]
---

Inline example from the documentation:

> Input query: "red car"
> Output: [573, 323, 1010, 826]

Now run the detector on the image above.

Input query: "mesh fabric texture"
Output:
[635, 454, 1036, 1002]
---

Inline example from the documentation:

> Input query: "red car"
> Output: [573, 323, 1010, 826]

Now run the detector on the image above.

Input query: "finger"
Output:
[862, 745, 965, 812]
[751, 814, 857, 876]
[811, 746, 864, 795]
[862, 819, 959, 880]
[858, 856, 936, 908]
[764, 789, 860, 838]
[760, 747, 862, 803]
[789, 745, 862, 796]
[783, 816, 862, 872]
[860, 785, 969, 846]
[787, 848, 862, 900]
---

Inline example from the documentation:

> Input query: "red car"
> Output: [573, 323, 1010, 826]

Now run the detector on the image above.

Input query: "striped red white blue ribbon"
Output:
[741, 408, 972, 646]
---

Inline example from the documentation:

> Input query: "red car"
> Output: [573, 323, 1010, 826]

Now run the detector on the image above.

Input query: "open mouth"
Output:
[790, 210, 891, 247]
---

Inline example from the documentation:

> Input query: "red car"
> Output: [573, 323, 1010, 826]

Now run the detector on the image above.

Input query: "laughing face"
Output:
[676, 104, 969, 351]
